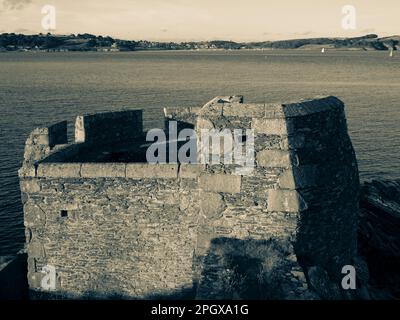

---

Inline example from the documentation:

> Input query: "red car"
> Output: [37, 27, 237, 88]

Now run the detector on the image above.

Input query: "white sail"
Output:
[321, 48, 325, 53]
[390, 49, 394, 57]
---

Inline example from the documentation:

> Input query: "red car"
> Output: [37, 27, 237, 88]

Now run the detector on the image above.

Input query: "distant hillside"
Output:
[0, 33, 398, 52]
[249, 34, 399, 50]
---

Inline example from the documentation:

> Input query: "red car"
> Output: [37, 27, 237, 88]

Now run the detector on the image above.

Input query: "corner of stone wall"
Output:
[278, 96, 359, 283]
[19, 121, 68, 178]
[192, 95, 359, 298]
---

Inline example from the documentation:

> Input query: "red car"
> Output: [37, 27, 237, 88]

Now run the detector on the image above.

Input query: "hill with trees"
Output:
[0, 33, 398, 52]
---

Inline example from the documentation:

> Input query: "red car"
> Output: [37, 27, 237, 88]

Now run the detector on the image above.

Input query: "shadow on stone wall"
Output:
[28, 237, 299, 300]
[26, 237, 300, 300]
[195, 237, 306, 300]
[29, 287, 196, 300]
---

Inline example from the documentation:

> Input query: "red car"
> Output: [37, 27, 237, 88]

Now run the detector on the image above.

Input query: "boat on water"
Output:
[390, 48, 394, 57]
[321, 47, 325, 53]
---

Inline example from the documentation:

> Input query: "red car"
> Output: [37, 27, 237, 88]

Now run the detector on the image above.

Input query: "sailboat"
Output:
[390, 48, 394, 57]
[321, 47, 325, 53]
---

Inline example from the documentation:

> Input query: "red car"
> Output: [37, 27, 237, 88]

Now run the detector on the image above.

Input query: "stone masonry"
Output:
[19, 96, 360, 299]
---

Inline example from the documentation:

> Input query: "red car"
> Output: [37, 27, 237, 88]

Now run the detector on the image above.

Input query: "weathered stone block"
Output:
[81, 163, 126, 178]
[252, 118, 294, 135]
[24, 202, 46, 227]
[179, 164, 205, 179]
[27, 256, 36, 272]
[256, 150, 292, 167]
[223, 104, 265, 118]
[178, 194, 194, 212]
[198, 174, 241, 193]
[23, 143, 50, 162]
[33, 134, 50, 145]
[267, 189, 308, 212]
[28, 271, 45, 289]
[75, 116, 85, 143]
[18, 165, 36, 178]
[196, 118, 214, 130]
[37, 163, 81, 178]
[28, 242, 45, 259]
[283, 96, 344, 118]
[278, 166, 318, 189]
[126, 164, 178, 179]
[200, 192, 226, 219]
[198, 97, 225, 117]
[195, 229, 215, 256]
[20, 179, 41, 193]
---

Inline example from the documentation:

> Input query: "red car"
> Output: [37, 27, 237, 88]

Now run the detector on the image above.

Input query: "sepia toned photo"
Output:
[0, 0, 399, 309]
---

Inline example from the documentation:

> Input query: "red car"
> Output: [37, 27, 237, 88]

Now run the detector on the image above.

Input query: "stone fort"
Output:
[19, 95, 360, 299]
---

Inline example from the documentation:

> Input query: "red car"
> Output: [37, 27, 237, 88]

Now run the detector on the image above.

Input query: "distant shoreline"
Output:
[0, 48, 394, 54]
[0, 33, 399, 53]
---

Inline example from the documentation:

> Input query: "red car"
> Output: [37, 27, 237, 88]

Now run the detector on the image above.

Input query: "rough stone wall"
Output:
[20, 96, 359, 299]
[20, 121, 68, 172]
[286, 99, 359, 278]
[21, 164, 201, 298]
[167, 95, 359, 298]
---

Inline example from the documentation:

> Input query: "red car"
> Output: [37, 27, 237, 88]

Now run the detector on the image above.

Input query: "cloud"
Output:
[1, 0, 32, 10]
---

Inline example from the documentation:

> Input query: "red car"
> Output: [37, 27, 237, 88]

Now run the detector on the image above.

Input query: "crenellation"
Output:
[19, 95, 360, 299]
[74, 110, 143, 145]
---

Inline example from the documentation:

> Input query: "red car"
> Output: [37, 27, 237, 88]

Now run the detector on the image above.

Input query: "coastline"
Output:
[0, 48, 396, 54]
[1, 33, 398, 53]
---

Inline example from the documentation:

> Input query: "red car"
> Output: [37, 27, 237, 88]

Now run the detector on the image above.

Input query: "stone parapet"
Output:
[19, 95, 360, 299]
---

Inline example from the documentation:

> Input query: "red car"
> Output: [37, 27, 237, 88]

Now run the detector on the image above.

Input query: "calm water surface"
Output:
[0, 50, 399, 255]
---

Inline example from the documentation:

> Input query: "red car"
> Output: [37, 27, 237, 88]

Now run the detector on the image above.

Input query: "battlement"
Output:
[19, 96, 360, 299]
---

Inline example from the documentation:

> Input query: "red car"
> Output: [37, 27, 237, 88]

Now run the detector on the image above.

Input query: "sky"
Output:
[0, 0, 398, 41]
